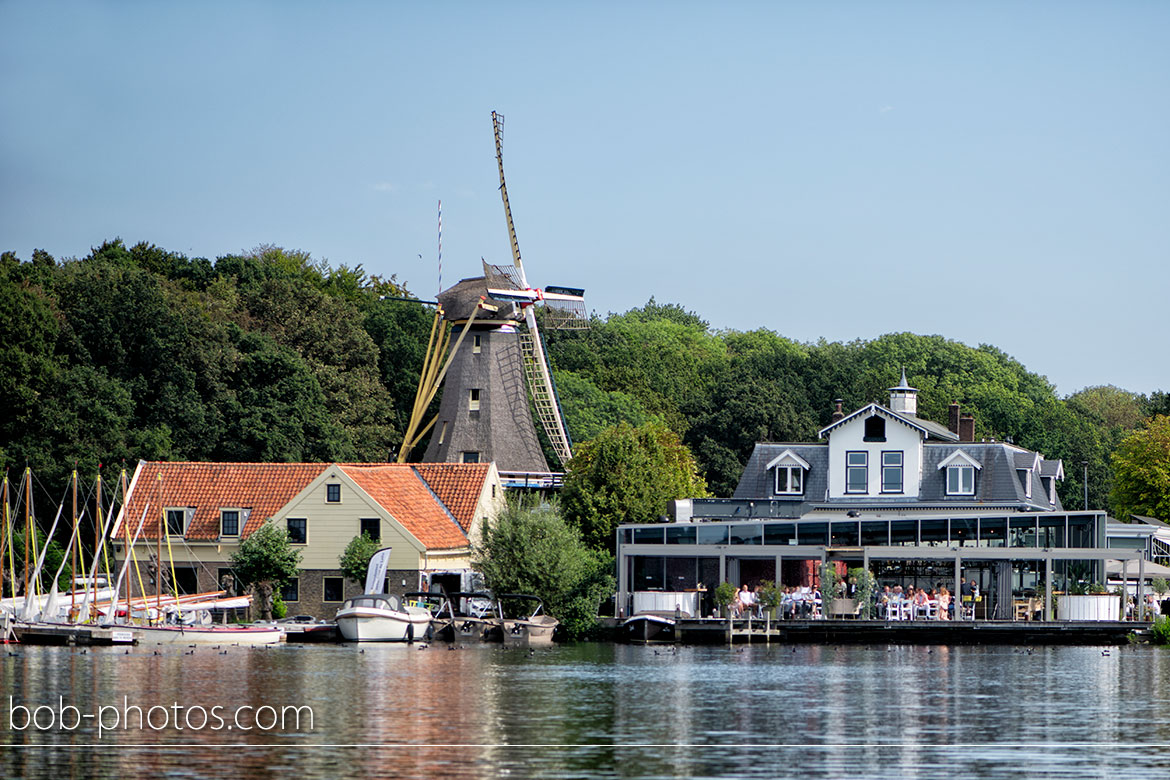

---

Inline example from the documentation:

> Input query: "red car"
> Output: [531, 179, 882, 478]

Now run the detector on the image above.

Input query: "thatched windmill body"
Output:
[400, 112, 585, 476]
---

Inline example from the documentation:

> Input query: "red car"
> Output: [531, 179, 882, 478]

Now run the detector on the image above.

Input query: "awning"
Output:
[1106, 559, 1170, 580]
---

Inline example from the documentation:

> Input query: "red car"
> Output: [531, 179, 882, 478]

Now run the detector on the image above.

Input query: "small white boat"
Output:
[335, 594, 431, 642]
[498, 594, 558, 647]
[620, 613, 677, 644]
[134, 623, 285, 645]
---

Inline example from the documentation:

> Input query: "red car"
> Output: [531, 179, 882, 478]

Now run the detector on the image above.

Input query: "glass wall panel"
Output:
[798, 522, 829, 545]
[979, 518, 1007, 547]
[1068, 515, 1095, 548]
[951, 518, 977, 547]
[632, 556, 665, 590]
[920, 519, 948, 546]
[697, 525, 729, 546]
[665, 557, 697, 590]
[1010, 517, 1037, 547]
[890, 520, 917, 546]
[731, 524, 763, 545]
[831, 521, 859, 546]
[698, 557, 721, 604]
[1039, 516, 1066, 548]
[861, 521, 889, 546]
[764, 523, 796, 546]
[620, 529, 632, 546]
[666, 525, 697, 544]
[634, 527, 664, 544]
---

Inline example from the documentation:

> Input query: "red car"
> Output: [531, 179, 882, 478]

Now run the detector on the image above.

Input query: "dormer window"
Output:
[766, 450, 811, 497]
[1018, 469, 1032, 499]
[1046, 477, 1057, 505]
[220, 509, 240, 537]
[939, 450, 981, 497]
[947, 465, 975, 495]
[863, 415, 886, 442]
[775, 466, 803, 495]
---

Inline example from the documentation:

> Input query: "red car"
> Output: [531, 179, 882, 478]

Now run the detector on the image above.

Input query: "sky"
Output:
[2, 2, 1167, 398]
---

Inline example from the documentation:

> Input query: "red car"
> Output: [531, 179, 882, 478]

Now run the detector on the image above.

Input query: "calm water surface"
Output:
[3, 640, 1170, 779]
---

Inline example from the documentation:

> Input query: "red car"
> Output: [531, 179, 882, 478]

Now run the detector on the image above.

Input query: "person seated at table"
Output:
[877, 585, 893, 617]
[913, 587, 929, 619]
[780, 587, 796, 620]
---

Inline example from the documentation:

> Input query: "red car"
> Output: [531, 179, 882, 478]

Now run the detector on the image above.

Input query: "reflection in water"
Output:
[4, 642, 1170, 779]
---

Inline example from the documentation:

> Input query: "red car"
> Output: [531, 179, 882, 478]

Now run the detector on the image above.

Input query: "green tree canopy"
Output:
[473, 498, 614, 640]
[561, 421, 708, 552]
[229, 522, 302, 620]
[338, 533, 382, 586]
[1112, 415, 1170, 522]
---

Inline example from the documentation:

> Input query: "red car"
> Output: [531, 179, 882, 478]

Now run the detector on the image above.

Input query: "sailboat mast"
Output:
[155, 472, 162, 615]
[0, 476, 8, 600]
[121, 468, 132, 621]
[23, 468, 31, 599]
[71, 468, 78, 615]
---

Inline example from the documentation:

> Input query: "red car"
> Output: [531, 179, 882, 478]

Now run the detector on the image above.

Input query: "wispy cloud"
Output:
[371, 181, 397, 193]
[879, 105, 894, 113]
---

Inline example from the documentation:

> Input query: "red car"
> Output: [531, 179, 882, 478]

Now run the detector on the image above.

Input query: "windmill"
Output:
[402, 112, 586, 475]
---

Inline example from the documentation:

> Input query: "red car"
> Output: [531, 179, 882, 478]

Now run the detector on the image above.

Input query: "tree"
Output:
[1112, 415, 1170, 522]
[339, 533, 382, 586]
[229, 522, 302, 621]
[473, 498, 614, 640]
[561, 421, 708, 552]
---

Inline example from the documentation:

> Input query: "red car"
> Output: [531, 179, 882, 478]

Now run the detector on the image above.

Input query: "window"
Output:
[165, 508, 186, 537]
[462, 451, 480, 464]
[360, 517, 381, 542]
[323, 577, 344, 602]
[774, 465, 804, 495]
[469, 388, 481, 411]
[881, 451, 903, 493]
[1017, 470, 1032, 498]
[326, 483, 341, 503]
[863, 415, 886, 441]
[287, 517, 307, 545]
[173, 567, 198, 596]
[947, 465, 975, 495]
[220, 509, 240, 537]
[281, 578, 299, 603]
[472, 334, 482, 354]
[846, 452, 868, 493]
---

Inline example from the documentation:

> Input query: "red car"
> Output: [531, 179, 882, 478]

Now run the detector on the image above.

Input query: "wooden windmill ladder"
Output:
[517, 328, 572, 466]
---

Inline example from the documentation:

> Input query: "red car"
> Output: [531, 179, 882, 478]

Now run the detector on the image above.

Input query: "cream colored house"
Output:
[112, 461, 505, 619]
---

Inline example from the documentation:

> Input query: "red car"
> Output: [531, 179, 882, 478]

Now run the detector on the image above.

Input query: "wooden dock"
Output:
[12, 622, 137, 646]
[614, 617, 1148, 646]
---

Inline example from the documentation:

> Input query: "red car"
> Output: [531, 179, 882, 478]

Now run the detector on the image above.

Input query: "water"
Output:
[3, 641, 1170, 779]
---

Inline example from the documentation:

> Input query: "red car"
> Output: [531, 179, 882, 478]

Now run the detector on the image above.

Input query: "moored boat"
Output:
[335, 594, 430, 642]
[133, 623, 285, 645]
[430, 591, 501, 642]
[619, 613, 677, 644]
[498, 594, 558, 647]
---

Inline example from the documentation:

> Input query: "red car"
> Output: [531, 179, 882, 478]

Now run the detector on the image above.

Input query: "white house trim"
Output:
[937, 450, 983, 471]
[765, 449, 812, 471]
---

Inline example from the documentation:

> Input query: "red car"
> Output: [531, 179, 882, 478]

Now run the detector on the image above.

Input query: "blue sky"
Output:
[2, 2, 1167, 397]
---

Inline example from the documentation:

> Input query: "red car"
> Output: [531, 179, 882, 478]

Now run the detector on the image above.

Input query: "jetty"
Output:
[615, 615, 1149, 646]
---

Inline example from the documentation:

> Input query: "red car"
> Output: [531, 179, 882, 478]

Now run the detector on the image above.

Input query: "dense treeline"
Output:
[2, 240, 1166, 518]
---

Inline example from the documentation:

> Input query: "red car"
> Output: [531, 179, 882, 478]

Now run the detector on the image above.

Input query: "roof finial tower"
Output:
[888, 367, 918, 417]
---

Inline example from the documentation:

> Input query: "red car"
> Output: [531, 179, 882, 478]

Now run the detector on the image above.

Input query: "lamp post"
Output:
[1082, 461, 1089, 511]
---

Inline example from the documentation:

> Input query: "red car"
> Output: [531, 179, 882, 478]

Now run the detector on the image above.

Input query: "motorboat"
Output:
[335, 593, 431, 642]
[619, 613, 677, 644]
[497, 594, 558, 647]
[134, 622, 285, 646]
[430, 591, 502, 643]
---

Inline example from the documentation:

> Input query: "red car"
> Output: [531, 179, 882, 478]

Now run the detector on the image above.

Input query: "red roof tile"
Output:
[341, 465, 468, 549]
[411, 463, 491, 532]
[120, 462, 326, 541]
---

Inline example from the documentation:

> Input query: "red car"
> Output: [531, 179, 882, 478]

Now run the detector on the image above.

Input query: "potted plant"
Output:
[849, 567, 877, 619]
[713, 581, 737, 619]
[758, 579, 781, 621]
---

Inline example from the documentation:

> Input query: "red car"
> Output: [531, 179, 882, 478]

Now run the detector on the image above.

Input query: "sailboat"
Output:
[104, 465, 284, 645]
[335, 547, 431, 642]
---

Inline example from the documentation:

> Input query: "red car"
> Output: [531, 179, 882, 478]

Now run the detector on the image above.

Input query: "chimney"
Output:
[959, 413, 975, 443]
[831, 399, 845, 423]
[949, 403, 961, 435]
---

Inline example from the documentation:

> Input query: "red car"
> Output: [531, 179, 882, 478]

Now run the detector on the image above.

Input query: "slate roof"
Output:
[734, 442, 1064, 511]
[119, 462, 326, 541]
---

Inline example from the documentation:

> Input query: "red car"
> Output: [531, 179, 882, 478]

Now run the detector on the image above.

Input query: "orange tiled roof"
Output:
[411, 463, 490, 532]
[341, 464, 468, 549]
[121, 462, 327, 541]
